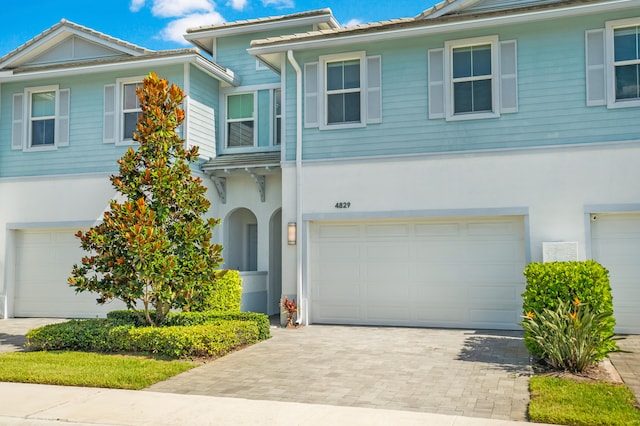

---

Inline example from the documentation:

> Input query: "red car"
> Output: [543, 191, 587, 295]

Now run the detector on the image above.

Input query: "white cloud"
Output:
[228, 0, 247, 11]
[160, 12, 225, 44]
[344, 18, 363, 27]
[130, 0, 146, 12]
[262, 0, 294, 9]
[151, 0, 215, 18]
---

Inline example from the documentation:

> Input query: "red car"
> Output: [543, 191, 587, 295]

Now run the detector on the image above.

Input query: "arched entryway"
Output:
[224, 208, 258, 271]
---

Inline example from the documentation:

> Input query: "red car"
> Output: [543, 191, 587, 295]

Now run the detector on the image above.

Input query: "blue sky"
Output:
[1, 1, 440, 56]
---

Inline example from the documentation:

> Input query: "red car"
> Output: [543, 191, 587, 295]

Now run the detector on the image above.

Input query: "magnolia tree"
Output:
[69, 73, 222, 326]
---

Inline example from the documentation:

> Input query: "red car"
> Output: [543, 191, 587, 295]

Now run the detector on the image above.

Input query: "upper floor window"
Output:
[304, 51, 381, 130]
[30, 90, 56, 146]
[326, 59, 361, 125]
[614, 25, 640, 101]
[11, 85, 70, 151]
[103, 76, 143, 145]
[227, 93, 255, 147]
[428, 36, 517, 121]
[122, 82, 142, 141]
[452, 44, 493, 114]
[274, 89, 282, 145]
[588, 17, 640, 109]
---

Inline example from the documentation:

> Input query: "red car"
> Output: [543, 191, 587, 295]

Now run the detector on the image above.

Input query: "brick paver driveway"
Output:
[147, 325, 531, 421]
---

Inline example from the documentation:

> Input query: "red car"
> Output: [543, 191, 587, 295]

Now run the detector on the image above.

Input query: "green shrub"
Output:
[186, 270, 242, 313]
[25, 319, 114, 351]
[110, 321, 259, 358]
[107, 310, 270, 341]
[522, 261, 616, 358]
[25, 314, 268, 358]
[520, 299, 619, 372]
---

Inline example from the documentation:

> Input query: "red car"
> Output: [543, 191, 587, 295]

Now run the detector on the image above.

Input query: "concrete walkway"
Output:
[148, 325, 532, 421]
[0, 382, 538, 426]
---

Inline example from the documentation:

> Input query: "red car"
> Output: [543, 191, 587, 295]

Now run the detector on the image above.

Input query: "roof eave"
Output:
[249, 0, 640, 55]
[0, 53, 240, 86]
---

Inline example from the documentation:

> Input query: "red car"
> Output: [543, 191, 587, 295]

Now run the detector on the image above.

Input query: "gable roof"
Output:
[0, 19, 151, 70]
[417, 0, 573, 19]
[185, 9, 340, 56]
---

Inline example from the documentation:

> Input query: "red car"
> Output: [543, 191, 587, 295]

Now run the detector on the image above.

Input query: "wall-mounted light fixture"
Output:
[287, 222, 297, 245]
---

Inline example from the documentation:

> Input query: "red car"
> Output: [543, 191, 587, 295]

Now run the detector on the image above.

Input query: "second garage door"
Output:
[14, 228, 125, 318]
[309, 216, 526, 330]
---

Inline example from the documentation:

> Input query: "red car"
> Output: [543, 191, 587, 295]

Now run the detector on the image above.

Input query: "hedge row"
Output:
[107, 310, 270, 341]
[25, 312, 270, 358]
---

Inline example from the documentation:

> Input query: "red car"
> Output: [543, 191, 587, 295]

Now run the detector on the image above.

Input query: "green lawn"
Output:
[0, 351, 197, 390]
[529, 376, 640, 426]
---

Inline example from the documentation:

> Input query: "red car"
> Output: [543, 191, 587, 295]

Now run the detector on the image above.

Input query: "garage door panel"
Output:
[366, 243, 409, 259]
[469, 309, 518, 326]
[365, 223, 411, 237]
[414, 223, 461, 237]
[317, 224, 361, 238]
[15, 228, 125, 318]
[310, 216, 525, 329]
[591, 213, 640, 334]
[317, 244, 360, 259]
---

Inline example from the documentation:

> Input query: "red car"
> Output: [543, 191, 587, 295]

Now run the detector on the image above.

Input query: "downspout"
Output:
[287, 50, 305, 325]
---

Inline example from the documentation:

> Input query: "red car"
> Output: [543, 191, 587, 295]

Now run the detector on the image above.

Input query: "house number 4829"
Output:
[335, 202, 351, 209]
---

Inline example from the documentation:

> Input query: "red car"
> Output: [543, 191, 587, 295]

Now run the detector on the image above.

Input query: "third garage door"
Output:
[309, 216, 526, 329]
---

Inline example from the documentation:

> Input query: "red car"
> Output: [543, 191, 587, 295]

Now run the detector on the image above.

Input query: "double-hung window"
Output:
[103, 77, 143, 145]
[588, 18, 640, 108]
[30, 90, 57, 146]
[428, 35, 517, 121]
[452, 44, 493, 114]
[226, 93, 255, 147]
[613, 25, 640, 101]
[326, 59, 361, 125]
[274, 89, 282, 145]
[12, 85, 70, 151]
[122, 82, 142, 142]
[304, 51, 381, 130]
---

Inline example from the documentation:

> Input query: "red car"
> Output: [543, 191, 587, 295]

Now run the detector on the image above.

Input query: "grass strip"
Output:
[529, 376, 640, 425]
[0, 351, 196, 390]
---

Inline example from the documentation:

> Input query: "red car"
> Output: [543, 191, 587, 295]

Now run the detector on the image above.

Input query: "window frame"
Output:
[115, 76, 143, 145]
[273, 88, 282, 146]
[24, 85, 61, 151]
[606, 17, 640, 109]
[224, 91, 257, 149]
[319, 51, 366, 130]
[444, 35, 500, 121]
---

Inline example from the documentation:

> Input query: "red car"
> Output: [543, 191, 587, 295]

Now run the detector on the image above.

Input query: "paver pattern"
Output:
[610, 334, 640, 404]
[147, 325, 532, 421]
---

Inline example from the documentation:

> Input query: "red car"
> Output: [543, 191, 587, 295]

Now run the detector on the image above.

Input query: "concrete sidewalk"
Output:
[0, 382, 544, 426]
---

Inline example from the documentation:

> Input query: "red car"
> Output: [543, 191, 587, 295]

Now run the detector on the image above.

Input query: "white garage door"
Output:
[591, 213, 640, 334]
[14, 229, 124, 318]
[309, 216, 526, 330]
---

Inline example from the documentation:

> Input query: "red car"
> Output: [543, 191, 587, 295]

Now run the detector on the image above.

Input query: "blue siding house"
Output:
[1, 1, 639, 334]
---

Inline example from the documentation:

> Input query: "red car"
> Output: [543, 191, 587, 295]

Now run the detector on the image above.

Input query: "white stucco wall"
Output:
[280, 142, 640, 321]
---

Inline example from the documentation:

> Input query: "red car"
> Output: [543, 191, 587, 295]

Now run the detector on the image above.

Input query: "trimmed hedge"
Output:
[26, 311, 270, 358]
[522, 260, 616, 358]
[106, 310, 270, 341]
[109, 321, 259, 358]
[187, 270, 242, 313]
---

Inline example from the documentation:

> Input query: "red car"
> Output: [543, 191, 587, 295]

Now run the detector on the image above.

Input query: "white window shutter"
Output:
[57, 88, 70, 147]
[585, 29, 606, 106]
[500, 40, 518, 114]
[304, 62, 319, 128]
[103, 84, 116, 143]
[428, 48, 445, 119]
[11, 93, 24, 150]
[366, 55, 382, 123]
